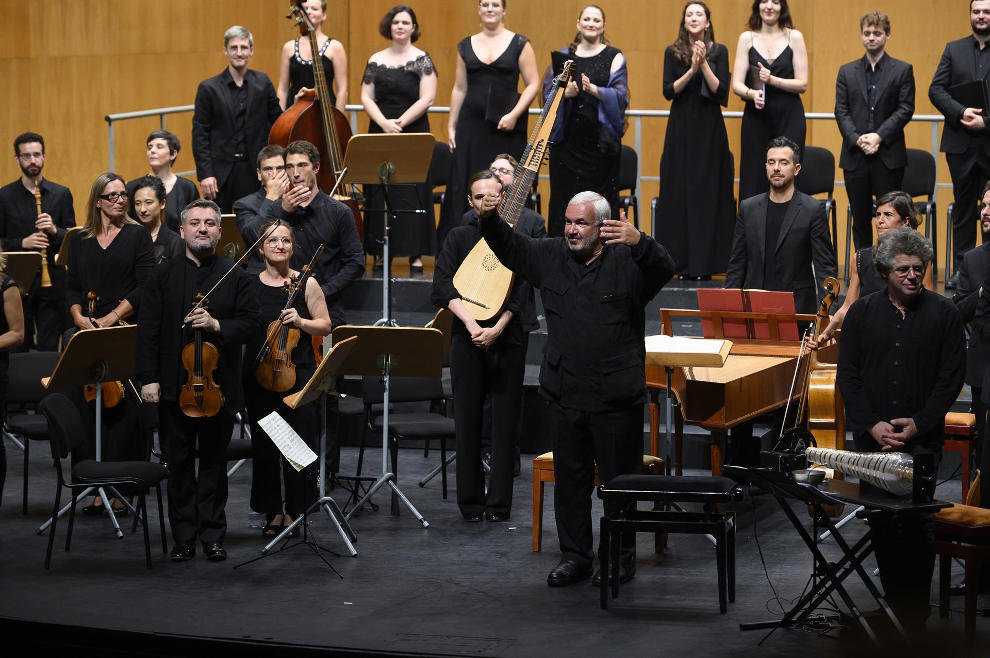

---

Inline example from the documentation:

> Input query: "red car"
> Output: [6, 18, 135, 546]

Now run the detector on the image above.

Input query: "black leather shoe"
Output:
[461, 512, 483, 523]
[203, 542, 227, 562]
[169, 543, 194, 562]
[547, 559, 592, 587]
[591, 562, 636, 587]
[484, 511, 509, 522]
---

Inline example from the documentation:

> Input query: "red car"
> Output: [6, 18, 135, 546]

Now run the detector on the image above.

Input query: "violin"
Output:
[82, 291, 124, 408]
[178, 293, 224, 418]
[254, 245, 324, 392]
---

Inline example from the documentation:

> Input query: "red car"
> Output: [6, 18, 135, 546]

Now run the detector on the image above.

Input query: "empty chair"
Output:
[4, 350, 59, 514]
[617, 144, 639, 229]
[429, 141, 453, 208]
[796, 145, 839, 253]
[901, 148, 938, 283]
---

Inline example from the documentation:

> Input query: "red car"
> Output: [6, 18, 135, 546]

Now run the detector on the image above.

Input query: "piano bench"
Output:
[531, 452, 664, 552]
[597, 474, 742, 613]
[936, 503, 990, 639]
[943, 412, 976, 503]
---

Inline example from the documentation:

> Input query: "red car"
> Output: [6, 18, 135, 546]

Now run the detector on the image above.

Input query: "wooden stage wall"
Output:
[0, 0, 971, 268]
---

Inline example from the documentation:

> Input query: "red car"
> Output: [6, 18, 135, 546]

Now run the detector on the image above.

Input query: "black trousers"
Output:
[843, 160, 904, 251]
[450, 328, 525, 516]
[550, 401, 643, 566]
[215, 160, 257, 214]
[946, 149, 990, 272]
[159, 401, 233, 546]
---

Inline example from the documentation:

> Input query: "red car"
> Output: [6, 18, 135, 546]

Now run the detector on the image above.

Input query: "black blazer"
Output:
[192, 69, 282, 188]
[835, 54, 914, 171]
[929, 35, 990, 155]
[725, 190, 837, 314]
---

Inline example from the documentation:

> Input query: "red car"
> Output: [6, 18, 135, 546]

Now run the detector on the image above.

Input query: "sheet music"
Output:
[258, 411, 317, 472]
[645, 334, 727, 355]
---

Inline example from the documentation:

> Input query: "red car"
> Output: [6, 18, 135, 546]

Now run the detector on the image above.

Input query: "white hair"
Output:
[567, 191, 610, 226]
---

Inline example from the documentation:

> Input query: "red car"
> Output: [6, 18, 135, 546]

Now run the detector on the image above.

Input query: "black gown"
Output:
[288, 37, 336, 108]
[738, 38, 806, 202]
[438, 34, 530, 244]
[361, 54, 437, 259]
[547, 45, 623, 237]
[655, 44, 735, 276]
[242, 278, 318, 518]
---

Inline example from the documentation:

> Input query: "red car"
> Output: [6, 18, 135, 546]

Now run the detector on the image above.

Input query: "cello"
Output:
[802, 278, 845, 452]
[270, 1, 363, 241]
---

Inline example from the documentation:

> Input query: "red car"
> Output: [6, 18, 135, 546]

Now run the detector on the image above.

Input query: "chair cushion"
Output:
[6, 413, 49, 439]
[372, 413, 455, 438]
[935, 503, 990, 528]
[73, 460, 167, 486]
[945, 412, 976, 435]
[337, 395, 365, 416]
[605, 474, 737, 494]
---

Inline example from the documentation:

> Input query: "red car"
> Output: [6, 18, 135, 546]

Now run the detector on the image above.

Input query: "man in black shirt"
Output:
[138, 199, 260, 563]
[478, 189, 676, 587]
[234, 144, 286, 275]
[838, 227, 965, 626]
[433, 170, 528, 522]
[0, 132, 75, 349]
[726, 136, 837, 315]
[835, 12, 915, 252]
[192, 26, 282, 213]
[260, 140, 364, 328]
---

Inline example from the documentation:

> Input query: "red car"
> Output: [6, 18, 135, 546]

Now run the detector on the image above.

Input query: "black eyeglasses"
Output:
[98, 191, 129, 202]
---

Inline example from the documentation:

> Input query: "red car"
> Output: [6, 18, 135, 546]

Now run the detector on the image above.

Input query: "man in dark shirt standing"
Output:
[478, 190, 676, 587]
[0, 132, 75, 349]
[260, 140, 364, 328]
[234, 144, 286, 275]
[138, 199, 260, 563]
[192, 26, 282, 213]
[930, 0, 990, 287]
[835, 12, 915, 251]
[837, 227, 965, 627]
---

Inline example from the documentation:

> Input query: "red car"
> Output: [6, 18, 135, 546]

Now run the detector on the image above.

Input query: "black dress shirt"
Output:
[65, 223, 155, 318]
[837, 289, 965, 450]
[764, 200, 788, 291]
[137, 253, 261, 408]
[431, 216, 527, 341]
[479, 213, 676, 411]
[0, 178, 75, 286]
[260, 191, 364, 327]
[863, 53, 886, 132]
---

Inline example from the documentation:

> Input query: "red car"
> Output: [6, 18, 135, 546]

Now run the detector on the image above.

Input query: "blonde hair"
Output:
[82, 173, 139, 238]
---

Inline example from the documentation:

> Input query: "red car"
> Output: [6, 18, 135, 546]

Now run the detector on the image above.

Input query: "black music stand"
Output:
[331, 325, 443, 525]
[53, 226, 81, 267]
[36, 325, 138, 538]
[333, 133, 435, 326]
[725, 466, 950, 646]
[1, 251, 41, 294]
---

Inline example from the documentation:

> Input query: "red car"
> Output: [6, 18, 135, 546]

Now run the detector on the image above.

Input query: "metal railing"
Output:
[106, 104, 947, 225]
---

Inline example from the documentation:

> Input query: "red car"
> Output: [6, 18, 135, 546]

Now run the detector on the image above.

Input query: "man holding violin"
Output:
[137, 199, 260, 563]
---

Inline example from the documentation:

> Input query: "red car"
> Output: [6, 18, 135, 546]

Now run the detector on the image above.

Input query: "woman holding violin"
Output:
[244, 219, 331, 538]
[276, 0, 348, 112]
[137, 199, 261, 562]
[65, 173, 155, 515]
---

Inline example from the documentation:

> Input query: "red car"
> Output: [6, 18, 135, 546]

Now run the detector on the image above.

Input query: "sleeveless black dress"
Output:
[738, 37, 806, 202]
[243, 278, 318, 517]
[856, 246, 885, 296]
[361, 54, 438, 259]
[288, 38, 336, 108]
[547, 45, 622, 236]
[438, 34, 530, 244]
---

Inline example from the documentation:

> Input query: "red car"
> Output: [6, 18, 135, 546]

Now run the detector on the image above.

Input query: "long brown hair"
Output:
[82, 172, 139, 238]
[568, 5, 610, 52]
[671, 1, 716, 66]
[747, 0, 794, 30]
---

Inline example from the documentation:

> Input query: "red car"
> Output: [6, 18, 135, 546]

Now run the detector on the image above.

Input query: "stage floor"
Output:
[1, 441, 986, 657]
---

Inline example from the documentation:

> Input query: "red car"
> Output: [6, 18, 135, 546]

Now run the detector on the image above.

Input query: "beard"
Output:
[187, 236, 218, 258]
[19, 162, 41, 178]
[769, 175, 792, 190]
[567, 233, 601, 261]
[974, 20, 990, 36]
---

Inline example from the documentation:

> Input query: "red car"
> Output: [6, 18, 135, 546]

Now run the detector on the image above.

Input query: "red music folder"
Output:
[697, 288, 798, 341]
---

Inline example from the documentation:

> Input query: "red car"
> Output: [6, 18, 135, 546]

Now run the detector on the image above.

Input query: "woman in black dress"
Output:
[731, 0, 808, 202]
[243, 219, 332, 537]
[66, 173, 155, 513]
[361, 5, 438, 274]
[125, 130, 199, 232]
[0, 253, 25, 507]
[130, 175, 184, 265]
[543, 5, 628, 237]
[438, 0, 539, 243]
[655, 2, 733, 277]
[276, 0, 348, 111]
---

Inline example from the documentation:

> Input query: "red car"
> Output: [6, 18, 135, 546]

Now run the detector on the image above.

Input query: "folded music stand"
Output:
[331, 325, 443, 526]
[333, 133, 435, 326]
[219, 213, 248, 262]
[53, 226, 82, 267]
[36, 325, 137, 538]
[1, 251, 42, 294]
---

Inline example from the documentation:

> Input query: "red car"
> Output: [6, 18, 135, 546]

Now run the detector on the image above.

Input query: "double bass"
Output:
[270, 1, 363, 241]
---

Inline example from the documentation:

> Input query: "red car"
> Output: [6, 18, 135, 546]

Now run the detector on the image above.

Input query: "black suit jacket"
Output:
[192, 69, 281, 188]
[835, 54, 915, 171]
[929, 35, 990, 155]
[725, 190, 837, 314]
[955, 243, 990, 387]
